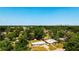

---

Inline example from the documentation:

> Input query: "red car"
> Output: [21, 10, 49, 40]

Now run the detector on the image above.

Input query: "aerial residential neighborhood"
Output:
[0, 26, 79, 51]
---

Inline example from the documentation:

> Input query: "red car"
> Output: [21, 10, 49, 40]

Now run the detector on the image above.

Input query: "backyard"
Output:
[29, 39, 64, 51]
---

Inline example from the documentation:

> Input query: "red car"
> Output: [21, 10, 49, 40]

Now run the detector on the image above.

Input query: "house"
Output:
[45, 39, 57, 44]
[32, 41, 46, 46]
[59, 38, 66, 41]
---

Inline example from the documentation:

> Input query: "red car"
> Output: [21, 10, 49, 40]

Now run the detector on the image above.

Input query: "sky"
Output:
[0, 7, 79, 25]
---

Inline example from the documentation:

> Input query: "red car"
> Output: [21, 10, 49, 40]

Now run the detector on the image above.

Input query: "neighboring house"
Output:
[32, 39, 57, 46]
[45, 39, 57, 44]
[59, 38, 66, 41]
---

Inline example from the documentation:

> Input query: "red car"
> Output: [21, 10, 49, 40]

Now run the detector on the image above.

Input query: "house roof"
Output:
[32, 41, 46, 45]
[59, 38, 66, 41]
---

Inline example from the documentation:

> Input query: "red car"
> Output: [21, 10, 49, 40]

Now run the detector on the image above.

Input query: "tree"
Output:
[64, 33, 79, 51]
[0, 39, 13, 51]
[13, 31, 30, 51]
[6, 32, 17, 40]
[34, 27, 45, 40]
[14, 35, 30, 51]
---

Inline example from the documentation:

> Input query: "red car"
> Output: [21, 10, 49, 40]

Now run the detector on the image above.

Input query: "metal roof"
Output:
[32, 41, 46, 45]
[46, 39, 57, 43]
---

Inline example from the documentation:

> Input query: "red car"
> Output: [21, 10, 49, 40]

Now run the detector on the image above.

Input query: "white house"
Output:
[32, 41, 46, 46]
[59, 38, 66, 41]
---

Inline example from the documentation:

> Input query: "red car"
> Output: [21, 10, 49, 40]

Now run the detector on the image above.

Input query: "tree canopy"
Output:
[0, 26, 79, 51]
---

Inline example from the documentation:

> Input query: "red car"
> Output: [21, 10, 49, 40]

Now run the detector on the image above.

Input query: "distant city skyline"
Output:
[0, 7, 79, 25]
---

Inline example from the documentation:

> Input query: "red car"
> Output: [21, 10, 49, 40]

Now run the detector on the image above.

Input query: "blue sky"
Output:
[0, 7, 79, 25]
